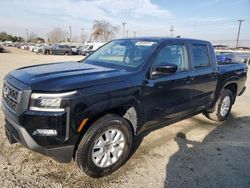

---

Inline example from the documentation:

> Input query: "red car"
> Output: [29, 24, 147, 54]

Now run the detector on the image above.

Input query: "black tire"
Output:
[64, 51, 68, 55]
[204, 89, 233, 122]
[75, 114, 133, 178]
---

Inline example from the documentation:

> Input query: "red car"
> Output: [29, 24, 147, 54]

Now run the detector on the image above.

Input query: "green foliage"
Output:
[0, 32, 24, 42]
[33, 37, 45, 43]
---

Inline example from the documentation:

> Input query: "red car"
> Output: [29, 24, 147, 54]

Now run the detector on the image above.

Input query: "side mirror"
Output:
[151, 63, 178, 77]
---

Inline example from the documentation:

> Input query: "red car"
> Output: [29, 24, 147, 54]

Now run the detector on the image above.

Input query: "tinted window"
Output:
[154, 44, 188, 71]
[192, 44, 210, 68]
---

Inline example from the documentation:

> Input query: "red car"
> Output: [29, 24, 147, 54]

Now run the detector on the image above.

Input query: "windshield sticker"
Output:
[135, 41, 156, 46]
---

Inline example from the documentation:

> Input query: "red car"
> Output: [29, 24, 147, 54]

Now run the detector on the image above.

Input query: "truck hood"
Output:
[9, 61, 132, 91]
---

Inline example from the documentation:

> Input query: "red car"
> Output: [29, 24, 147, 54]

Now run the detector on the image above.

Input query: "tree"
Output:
[90, 20, 119, 42]
[0, 32, 8, 41]
[48, 27, 66, 43]
[34, 37, 45, 43]
[0, 32, 14, 41]
[26, 32, 44, 43]
[0, 32, 24, 42]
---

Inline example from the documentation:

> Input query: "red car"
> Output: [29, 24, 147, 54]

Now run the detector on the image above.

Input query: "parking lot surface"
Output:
[0, 47, 250, 188]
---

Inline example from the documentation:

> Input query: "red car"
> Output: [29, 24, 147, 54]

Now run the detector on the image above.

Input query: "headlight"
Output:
[29, 91, 76, 112]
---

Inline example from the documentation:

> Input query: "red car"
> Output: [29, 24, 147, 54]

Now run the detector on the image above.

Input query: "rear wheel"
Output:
[75, 114, 133, 178]
[204, 89, 233, 122]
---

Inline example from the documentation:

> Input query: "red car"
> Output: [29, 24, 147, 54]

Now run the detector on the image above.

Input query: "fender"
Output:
[209, 75, 239, 112]
[78, 94, 142, 134]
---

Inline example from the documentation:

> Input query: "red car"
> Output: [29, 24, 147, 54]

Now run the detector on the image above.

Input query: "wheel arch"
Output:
[223, 82, 237, 103]
[72, 102, 141, 160]
[207, 81, 238, 113]
[79, 103, 140, 136]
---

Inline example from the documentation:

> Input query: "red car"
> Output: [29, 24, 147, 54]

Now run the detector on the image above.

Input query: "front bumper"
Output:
[2, 102, 75, 163]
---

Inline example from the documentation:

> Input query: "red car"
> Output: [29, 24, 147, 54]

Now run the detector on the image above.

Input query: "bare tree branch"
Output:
[48, 27, 66, 43]
[91, 20, 119, 42]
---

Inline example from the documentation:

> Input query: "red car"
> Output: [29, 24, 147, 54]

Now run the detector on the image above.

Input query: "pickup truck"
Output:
[2, 37, 248, 177]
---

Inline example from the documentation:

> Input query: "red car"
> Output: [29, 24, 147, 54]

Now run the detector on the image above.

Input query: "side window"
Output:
[191, 44, 210, 68]
[154, 44, 188, 71]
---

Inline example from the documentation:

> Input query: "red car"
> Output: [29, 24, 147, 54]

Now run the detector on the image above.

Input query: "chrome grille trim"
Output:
[2, 81, 22, 113]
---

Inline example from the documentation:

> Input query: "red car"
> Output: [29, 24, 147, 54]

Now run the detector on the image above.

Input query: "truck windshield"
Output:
[84, 39, 158, 70]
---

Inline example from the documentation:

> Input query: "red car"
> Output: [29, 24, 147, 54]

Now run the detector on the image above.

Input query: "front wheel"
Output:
[75, 114, 133, 178]
[204, 89, 233, 122]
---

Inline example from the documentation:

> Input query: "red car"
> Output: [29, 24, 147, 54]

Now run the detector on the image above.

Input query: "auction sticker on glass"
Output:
[135, 41, 156, 46]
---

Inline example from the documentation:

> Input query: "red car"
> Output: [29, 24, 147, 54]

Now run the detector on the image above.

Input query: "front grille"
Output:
[2, 82, 21, 113]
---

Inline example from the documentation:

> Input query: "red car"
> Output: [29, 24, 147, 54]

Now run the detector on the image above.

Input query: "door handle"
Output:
[185, 76, 194, 83]
[209, 72, 217, 79]
[185, 76, 194, 81]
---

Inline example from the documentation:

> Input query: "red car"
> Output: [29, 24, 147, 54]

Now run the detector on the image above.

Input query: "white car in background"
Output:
[28, 45, 36, 52]
[80, 42, 105, 56]
[33, 44, 44, 53]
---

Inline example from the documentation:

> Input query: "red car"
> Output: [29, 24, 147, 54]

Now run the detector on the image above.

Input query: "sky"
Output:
[0, 0, 249, 42]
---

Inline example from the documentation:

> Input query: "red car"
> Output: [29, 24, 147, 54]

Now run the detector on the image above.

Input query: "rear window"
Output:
[192, 44, 210, 68]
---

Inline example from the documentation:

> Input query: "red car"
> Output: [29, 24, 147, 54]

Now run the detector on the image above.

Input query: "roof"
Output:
[117, 37, 210, 44]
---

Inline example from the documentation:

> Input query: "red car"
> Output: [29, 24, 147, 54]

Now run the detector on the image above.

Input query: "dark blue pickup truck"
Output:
[2, 37, 248, 177]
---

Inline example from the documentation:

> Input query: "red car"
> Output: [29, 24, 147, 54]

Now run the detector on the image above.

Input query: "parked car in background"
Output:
[238, 53, 250, 65]
[0, 45, 5, 53]
[216, 52, 244, 64]
[28, 44, 36, 52]
[4, 41, 14, 47]
[80, 42, 105, 56]
[70, 45, 79, 55]
[33, 44, 44, 54]
[41, 44, 52, 55]
[50, 44, 72, 55]
[20, 44, 29, 50]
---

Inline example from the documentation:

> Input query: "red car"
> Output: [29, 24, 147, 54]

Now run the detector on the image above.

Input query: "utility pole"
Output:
[66, 32, 69, 42]
[134, 31, 136, 38]
[69, 26, 72, 44]
[26, 28, 29, 41]
[170, 26, 174, 37]
[81, 27, 84, 43]
[122, 22, 127, 38]
[126, 30, 128, 38]
[236, 20, 244, 48]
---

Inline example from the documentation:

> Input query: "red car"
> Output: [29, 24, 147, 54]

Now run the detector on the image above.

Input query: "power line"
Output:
[26, 28, 29, 41]
[69, 26, 72, 43]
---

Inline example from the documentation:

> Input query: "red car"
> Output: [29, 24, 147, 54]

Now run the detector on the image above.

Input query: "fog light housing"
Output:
[33, 129, 58, 136]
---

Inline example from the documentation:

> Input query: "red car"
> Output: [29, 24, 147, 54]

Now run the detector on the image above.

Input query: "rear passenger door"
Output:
[59, 45, 65, 54]
[52, 44, 60, 54]
[189, 43, 218, 108]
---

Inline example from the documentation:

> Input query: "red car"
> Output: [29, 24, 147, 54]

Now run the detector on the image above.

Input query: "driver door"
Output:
[142, 43, 195, 125]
